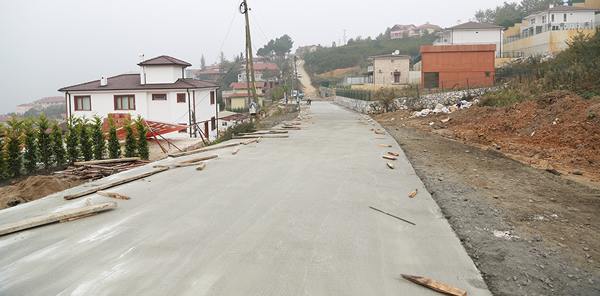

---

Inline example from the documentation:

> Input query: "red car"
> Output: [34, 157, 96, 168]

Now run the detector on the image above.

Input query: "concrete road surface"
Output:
[0, 102, 491, 296]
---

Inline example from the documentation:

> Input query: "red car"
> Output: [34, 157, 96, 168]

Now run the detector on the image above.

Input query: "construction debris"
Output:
[97, 191, 131, 200]
[379, 144, 392, 147]
[375, 131, 386, 135]
[232, 147, 239, 155]
[64, 167, 169, 200]
[196, 162, 206, 171]
[369, 206, 415, 226]
[401, 274, 467, 296]
[232, 135, 289, 139]
[387, 162, 394, 169]
[409, 189, 418, 198]
[0, 202, 118, 236]
[383, 155, 397, 161]
[389, 152, 400, 157]
[52, 159, 151, 181]
[168, 142, 241, 158]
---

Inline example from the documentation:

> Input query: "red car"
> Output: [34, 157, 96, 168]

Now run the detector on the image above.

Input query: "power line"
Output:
[213, 2, 241, 65]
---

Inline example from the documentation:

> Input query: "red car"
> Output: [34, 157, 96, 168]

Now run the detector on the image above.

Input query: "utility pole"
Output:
[241, 0, 258, 107]
[343, 29, 347, 45]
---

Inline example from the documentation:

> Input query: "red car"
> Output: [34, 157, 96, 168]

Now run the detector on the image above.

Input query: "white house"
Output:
[520, 5, 598, 37]
[59, 55, 221, 141]
[434, 21, 504, 57]
[217, 111, 249, 132]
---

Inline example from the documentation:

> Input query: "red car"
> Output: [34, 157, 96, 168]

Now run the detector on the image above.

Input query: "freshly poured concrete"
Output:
[0, 101, 491, 295]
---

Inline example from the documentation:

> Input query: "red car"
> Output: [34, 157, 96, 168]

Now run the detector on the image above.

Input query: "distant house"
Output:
[16, 103, 35, 115]
[34, 96, 66, 109]
[238, 63, 280, 83]
[59, 55, 221, 140]
[223, 82, 266, 109]
[420, 44, 496, 89]
[188, 65, 225, 83]
[390, 23, 441, 39]
[295, 45, 317, 58]
[434, 21, 504, 57]
[365, 54, 411, 85]
[217, 111, 249, 132]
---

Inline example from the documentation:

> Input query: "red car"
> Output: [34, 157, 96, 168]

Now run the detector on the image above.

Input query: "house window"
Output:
[211, 116, 216, 131]
[485, 72, 491, 77]
[210, 91, 215, 105]
[551, 14, 554, 22]
[74, 96, 91, 111]
[177, 93, 186, 103]
[531, 18, 535, 24]
[394, 73, 401, 83]
[222, 122, 228, 127]
[542, 16, 546, 23]
[152, 94, 167, 100]
[564, 14, 567, 22]
[178, 123, 187, 133]
[114, 95, 135, 110]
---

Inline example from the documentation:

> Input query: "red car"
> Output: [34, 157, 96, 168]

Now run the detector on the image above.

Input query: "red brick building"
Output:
[420, 44, 496, 89]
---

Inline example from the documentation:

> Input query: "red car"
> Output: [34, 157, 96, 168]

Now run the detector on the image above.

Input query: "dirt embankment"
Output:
[374, 90, 600, 295]
[0, 176, 84, 210]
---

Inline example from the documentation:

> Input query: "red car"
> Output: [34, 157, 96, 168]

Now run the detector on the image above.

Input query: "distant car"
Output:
[297, 73, 302, 78]
[299, 93, 305, 98]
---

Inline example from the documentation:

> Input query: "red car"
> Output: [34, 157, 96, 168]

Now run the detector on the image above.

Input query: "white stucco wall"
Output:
[67, 87, 219, 140]
[450, 29, 503, 56]
[144, 65, 184, 84]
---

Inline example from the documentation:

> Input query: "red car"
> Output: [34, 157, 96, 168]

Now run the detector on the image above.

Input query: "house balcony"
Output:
[504, 21, 598, 44]
[433, 38, 452, 46]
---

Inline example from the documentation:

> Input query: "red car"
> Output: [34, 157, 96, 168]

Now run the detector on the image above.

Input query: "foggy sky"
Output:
[0, 0, 509, 115]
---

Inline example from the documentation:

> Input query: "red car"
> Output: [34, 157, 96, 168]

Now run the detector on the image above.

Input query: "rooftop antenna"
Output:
[343, 29, 347, 45]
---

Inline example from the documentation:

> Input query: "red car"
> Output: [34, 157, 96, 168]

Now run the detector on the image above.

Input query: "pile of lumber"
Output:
[52, 157, 151, 181]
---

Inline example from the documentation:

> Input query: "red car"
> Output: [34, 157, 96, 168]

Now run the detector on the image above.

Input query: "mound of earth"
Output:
[373, 90, 600, 295]
[0, 176, 84, 211]
[315, 66, 361, 78]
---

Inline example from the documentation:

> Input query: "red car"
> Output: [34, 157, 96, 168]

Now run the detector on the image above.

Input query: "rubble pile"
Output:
[52, 159, 151, 181]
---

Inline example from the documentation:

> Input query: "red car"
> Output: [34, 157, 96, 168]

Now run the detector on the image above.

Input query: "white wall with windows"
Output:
[143, 65, 184, 84]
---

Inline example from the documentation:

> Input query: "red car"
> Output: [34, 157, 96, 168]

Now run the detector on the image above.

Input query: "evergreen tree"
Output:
[107, 116, 121, 159]
[0, 124, 6, 178]
[123, 118, 137, 158]
[134, 116, 149, 160]
[5, 115, 23, 177]
[78, 116, 93, 161]
[200, 54, 206, 69]
[92, 115, 106, 160]
[51, 120, 66, 167]
[66, 116, 80, 164]
[22, 117, 38, 174]
[36, 113, 53, 170]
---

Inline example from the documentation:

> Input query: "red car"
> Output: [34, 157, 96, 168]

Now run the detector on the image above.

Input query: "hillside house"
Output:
[59, 55, 220, 140]
[365, 54, 411, 85]
[238, 63, 280, 83]
[217, 111, 249, 132]
[187, 65, 225, 83]
[390, 23, 442, 39]
[223, 82, 266, 109]
[34, 96, 66, 109]
[434, 21, 504, 57]
[16, 103, 35, 115]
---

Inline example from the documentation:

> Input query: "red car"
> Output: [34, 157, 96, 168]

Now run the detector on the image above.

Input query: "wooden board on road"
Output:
[401, 274, 467, 296]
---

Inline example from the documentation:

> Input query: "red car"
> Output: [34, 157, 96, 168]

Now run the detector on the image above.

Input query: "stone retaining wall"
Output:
[333, 87, 500, 114]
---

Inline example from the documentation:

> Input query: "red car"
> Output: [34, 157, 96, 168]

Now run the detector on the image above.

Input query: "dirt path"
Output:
[297, 60, 317, 96]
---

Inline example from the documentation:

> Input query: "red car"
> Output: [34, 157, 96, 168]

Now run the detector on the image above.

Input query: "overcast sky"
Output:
[0, 0, 510, 115]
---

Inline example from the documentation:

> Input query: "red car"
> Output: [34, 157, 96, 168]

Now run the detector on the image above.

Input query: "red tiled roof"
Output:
[446, 21, 504, 30]
[239, 63, 280, 71]
[17, 103, 35, 107]
[138, 55, 191, 67]
[59, 73, 219, 92]
[230, 82, 266, 89]
[34, 96, 65, 103]
[368, 54, 411, 59]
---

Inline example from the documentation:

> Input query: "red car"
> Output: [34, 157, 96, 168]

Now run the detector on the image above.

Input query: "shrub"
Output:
[107, 116, 121, 159]
[91, 115, 106, 160]
[22, 118, 38, 174]
[134, 116, 149, 160]
[78, 117, 93, 161]
[123, 118, 137, 158]
[36, 113, 53, 170]
[5, 115, 23, 177]
[51, 120, 66, 167]
[65, 116, 80, 164]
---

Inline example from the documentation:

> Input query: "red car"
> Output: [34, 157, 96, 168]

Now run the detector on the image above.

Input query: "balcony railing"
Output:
[504, 21, 598, 44]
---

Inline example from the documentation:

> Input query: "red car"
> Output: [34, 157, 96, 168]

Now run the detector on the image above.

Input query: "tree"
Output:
[78, 116, 93, 161]
[107, 116, 121, 159]
[475, 0, 561, 27]
[0, 130, 5, 178]
[257, 34, 294, 59]
[219, 51, 227, 63]
[123, 118, 137, 158]
[332, 41, 337, 47]
[200, 54, 206, 70]
[91, 115, 106, 160]
[22, 117, 38, 174]
[134, 116, 149, 160]
[65, 116, 80, 164]
[51, 120, 66, 167]
[36, 113, 53, 170]
[5, 116, 23, 177]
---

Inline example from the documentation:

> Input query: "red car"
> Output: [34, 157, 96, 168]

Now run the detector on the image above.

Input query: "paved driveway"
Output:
[0, 101, 491, 295]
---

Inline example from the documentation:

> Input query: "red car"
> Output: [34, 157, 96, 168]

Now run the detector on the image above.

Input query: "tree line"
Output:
[475, 0, 562, 28]
[0, 114, 149, 179]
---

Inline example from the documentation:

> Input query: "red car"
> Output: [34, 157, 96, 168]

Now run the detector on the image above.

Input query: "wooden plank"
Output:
[64, 167, 169, 200]
[60, 212, 97, 223]
[383, 155, 397, 160]
[196, 162, 206, 171]
[168, 142, 241, 158]
[74, 157, 140, 166]
[375, 130, 386, 135]
[409, 189, 418, 198]
[232, 135, 289, 139]
[242, 138, 259, 145]
[387, 162, 394, 169]
[97, 191, 131, 200]
[0, 202, 118, 236]
[175, 154, 218, 165]
[389, 152, 400, 157]
[379, 144, 392, 147]
[401, 274, 467, 296]
[232, 147, 239, 155]
[153, 162, 203, 169]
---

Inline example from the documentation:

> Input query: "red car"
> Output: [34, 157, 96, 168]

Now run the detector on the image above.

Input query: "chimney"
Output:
[101, 75, 107, 86]
[139, 53, 145, 85]
[457, 20, 461, 25]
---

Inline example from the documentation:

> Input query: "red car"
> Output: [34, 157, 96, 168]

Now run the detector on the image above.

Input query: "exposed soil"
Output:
[0, 175, 84, 211]
[373, 90, 600, 295]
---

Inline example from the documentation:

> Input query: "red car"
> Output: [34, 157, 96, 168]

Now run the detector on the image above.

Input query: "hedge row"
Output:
[0, 114, 149, 179]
